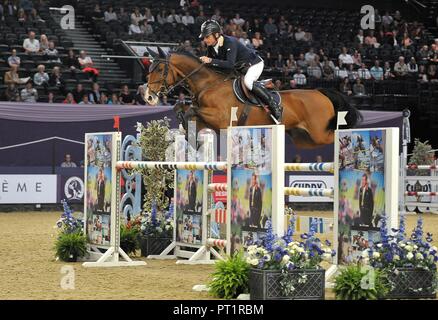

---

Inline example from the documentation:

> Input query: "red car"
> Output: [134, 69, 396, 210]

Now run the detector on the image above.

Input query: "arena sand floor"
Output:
[0, 211, 437, 300]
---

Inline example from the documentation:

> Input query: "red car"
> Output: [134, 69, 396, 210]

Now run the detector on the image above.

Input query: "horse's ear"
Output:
[157, 46, 167, 58]
[147, 47, 158, 59]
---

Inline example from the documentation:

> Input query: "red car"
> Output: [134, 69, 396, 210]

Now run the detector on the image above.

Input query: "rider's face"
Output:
[203, 34, 217, 46]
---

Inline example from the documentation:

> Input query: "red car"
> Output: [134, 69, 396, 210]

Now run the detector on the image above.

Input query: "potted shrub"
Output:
[334, 264, 390, 300]
[54, 200, 87, 262]
[208, 251, 250, 299]
[361, 214, 438, 299]
[120, 222, 141, 256]
[247, 217, 334, 300]
[138, 203, 173, 257]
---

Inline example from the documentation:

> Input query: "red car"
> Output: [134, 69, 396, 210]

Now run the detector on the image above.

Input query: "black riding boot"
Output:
[251, 82, 282, 121]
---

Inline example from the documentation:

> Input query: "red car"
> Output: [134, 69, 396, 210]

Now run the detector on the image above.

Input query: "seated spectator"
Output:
[347, 64, 359, 81]
[274, 80, 282, 91]
[285, 58, 297, 74]
[91, 4, 104, 21]
[39, 34, 49, 52]
[294, 26, 306, 41]
[352, 51, 362, 68]
[8, 49, 21, 67]
[307, 60, 322, 79]
[140, 20, 153, 35]
[195, 10, 207, 25]
[252, 32, 263, 49]
[89, 82, 102, 103]
[264, 17, 278, 37]
[33, 64, 49, 87]
[274, 54, 285, 69]
[64, 49, 80, 79]
[382, 11, 393, 28]
[384, 61, 395, 79]
[304, 48, 316, 64]
[4, 83, 20, 101]
[335, 65, 348, 79]
[143, 8, 155, 23]
[156, 9, 167, 25]
[63, 92, 77, 104]
[417, 45, 430, 63]
[430, 52, 438, 64]
[17, 8, 26, 23]
[211, 8, 222, 22]
[232, 13, 245, 27]
[47, 92, 55, 103]
[354, 30, 364, 46]
[20, 80, 38, 103]
[20, 0, 33, 13]
[339, 78, 352, 96]
[111, 93, 120, 104]
[45, 41, 60, 62]
[161, 95, 170, 106]
[49, 67, 66, 93]
[167, 9, 181, 24]
[23, 31, 40, 54]
[353, 78, 366, 95]
[357, 63, 371, 80]
[428, 64, 438, 82]
[79, 94, 93, 104]
[364, 30, 379, 48]
[182, 10, 194, 25]
[104, 6, 117, 23]
[293, 68, 307, 86]
[296, 53, 307, 71]
[370, 60, 384, 80]
[73, 83, 86, 103]
[78, 50, 99, 82]
[61, 154, 77, 167]
[135, 85, 148, 105]
[321, 56, 335, 79]
[100, 92, 110, 104]
[338, 47, 353, 67]
[408, 57, 418, 75]
[402, 32, 413, 49]
[4, 65, 29, 85]
[129, 20, 142, 34]
[28, 8, 45, 23]
[418, 65, 428, 82]
[119, 85, 135, 104]
[119, 7, 130, 27]
[239, 32, 251, 48]
[131, 7, 144, 24]
[394, 56, 408, 78]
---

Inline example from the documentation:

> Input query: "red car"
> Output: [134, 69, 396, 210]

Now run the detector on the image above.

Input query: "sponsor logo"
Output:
[64, 177, 84, 200]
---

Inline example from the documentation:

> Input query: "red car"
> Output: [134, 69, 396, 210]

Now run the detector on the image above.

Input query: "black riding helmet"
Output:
[199, 20, 222, 39]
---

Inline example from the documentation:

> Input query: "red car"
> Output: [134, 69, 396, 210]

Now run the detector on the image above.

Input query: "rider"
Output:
[198, 20, 282, 121]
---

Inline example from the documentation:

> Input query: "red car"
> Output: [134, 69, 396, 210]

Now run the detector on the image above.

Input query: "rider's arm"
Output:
[210, 40, 237, 70]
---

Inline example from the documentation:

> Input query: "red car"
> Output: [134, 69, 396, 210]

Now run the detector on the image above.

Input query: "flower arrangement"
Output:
[54, 200, 87, 262]
[139, 202, 174, 238]
[246, 216, 335, 271]
[361, 214, 438, 271]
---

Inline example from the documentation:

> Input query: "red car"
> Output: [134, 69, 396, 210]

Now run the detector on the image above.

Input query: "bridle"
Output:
[147, 55, 206, 98]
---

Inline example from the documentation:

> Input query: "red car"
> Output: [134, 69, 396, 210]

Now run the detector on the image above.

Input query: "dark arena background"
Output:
[1, 0, 438, 305]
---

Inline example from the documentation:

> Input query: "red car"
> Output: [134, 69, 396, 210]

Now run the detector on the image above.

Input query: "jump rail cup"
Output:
[406, 164, 438, 170]
[405, 191, 438, 196]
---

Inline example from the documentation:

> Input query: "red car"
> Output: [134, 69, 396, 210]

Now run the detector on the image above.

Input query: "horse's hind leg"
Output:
[287, 127, 334, 149]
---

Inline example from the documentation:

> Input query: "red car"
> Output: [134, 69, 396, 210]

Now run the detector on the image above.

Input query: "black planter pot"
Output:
[386, 268, 437, 299]
[65, 253, 78, 262]
[139, 236, 172, 257]
[249, 268, 325, 300]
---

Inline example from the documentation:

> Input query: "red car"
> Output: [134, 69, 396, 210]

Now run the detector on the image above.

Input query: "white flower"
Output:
[322, 253, 332, 261]
[372, 252, 380, 259]
[405, 245, 413, 252]
[399, 243, 406, 248]
[247, 258, 259, 266]
[393, 255, 400, 261]
[297, 247, 305, 253]
[361, 249, 369, 258]
[414, 245, 418, 250]
[377, 243, 383, 248]
[282, 255, 290, 264]
[406, 252, 414, 260]
[431, 246, 437, 252]
[416, 253, 424, 260]
[362, 257, 369, 264]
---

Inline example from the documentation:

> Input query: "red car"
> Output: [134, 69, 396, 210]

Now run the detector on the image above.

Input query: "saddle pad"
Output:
[232, 79, 282, 106]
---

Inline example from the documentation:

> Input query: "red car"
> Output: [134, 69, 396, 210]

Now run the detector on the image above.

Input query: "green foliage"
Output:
[334, 264, 390, 300]
[120, 224, 140, 255]
[55, 231, 87, 262]
[136, 118, 174, 213]
[208, 251, 250, 299]
[408, 139, 435, 176]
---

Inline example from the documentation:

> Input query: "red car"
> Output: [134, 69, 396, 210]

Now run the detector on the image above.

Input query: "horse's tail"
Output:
[317, 88, 363, 131]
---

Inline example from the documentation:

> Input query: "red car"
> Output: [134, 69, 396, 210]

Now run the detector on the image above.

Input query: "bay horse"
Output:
[145, 47, 362, 148]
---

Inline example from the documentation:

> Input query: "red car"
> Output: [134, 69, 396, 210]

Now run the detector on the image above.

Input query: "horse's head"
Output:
[145, 47, 176, 105]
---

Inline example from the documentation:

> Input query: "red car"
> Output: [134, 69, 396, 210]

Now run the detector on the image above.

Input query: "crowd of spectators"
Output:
[1, 1, 438, 104]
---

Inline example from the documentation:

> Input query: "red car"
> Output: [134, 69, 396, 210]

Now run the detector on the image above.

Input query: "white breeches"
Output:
[244, 60, 264, 90]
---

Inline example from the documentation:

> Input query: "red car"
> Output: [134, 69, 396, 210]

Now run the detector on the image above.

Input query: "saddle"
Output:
[232, 76, 282, 106]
